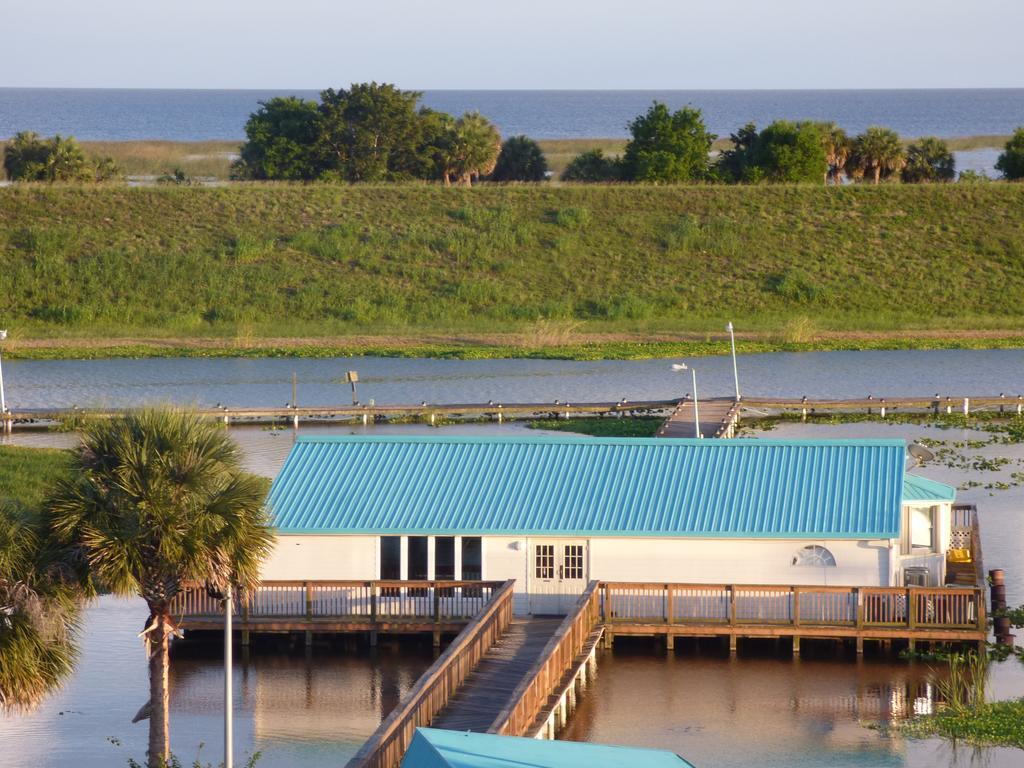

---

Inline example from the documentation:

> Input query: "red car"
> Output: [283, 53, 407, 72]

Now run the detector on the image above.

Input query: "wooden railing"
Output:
[171, 580, 505, 624]
[601, 582, 985, 632]
[345, 579, 516, 768]
[490, 580, 602, 736]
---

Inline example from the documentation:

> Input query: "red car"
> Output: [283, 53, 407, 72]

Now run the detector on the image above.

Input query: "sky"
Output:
[1, 0, 1021, 90]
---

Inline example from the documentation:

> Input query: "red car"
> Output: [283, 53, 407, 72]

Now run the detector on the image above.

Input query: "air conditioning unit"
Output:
[904, 566, 930, 587]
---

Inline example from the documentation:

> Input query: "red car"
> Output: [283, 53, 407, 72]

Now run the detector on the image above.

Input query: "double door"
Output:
[529, 539, 588, 614]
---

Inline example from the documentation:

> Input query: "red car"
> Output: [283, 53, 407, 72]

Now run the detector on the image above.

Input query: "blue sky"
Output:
[3, 0, 1020, 89]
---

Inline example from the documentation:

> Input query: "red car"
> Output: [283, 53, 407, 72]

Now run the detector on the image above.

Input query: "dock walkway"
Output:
[657, 397, 740, 439]
[431, 617, 563, 731]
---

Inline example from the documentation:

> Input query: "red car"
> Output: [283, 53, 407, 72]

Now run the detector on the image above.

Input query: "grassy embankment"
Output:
[2, 183, 1024, 360]
[0, 136, 1011, 181]
[0, 446, 72, 510]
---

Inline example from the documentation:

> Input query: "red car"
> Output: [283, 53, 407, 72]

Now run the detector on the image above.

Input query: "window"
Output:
[461, 537, 482, 580]
[535, 544, 555, 579]
[435, 537, 456, 581]
[562, 544, 585, 580]
[911, 506, 935, 550]
[408, 536, 429, 580]
[792, 545, 837, 567]
[380, 536, 401, 580]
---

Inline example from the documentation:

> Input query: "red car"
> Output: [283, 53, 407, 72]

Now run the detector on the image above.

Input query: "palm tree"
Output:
[48, 409, 273, 768]
[439, 112, 501, 186]
[818, 123, 851, 185]
[847, 127, 906, 184]
[0, 500, 86, 712]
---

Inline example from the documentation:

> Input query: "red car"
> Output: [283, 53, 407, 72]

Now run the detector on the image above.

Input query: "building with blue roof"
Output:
[401, 728, 694, 768]
[260, 435, 958, 612]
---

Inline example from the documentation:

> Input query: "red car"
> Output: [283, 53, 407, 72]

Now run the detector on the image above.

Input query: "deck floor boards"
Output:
[658, 397, 737, 439]
[431, 617, 564, 732]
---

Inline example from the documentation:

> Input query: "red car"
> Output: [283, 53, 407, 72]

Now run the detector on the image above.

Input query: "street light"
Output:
[726, 321, 740, 402]
[671, 362, 701, 438]
[224, 584, 233, 768]
[0, 329, 7, 415]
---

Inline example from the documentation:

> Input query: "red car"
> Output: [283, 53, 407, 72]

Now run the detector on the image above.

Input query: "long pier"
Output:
[4, 392, 1018, 434]
[0, 398, 676, 433]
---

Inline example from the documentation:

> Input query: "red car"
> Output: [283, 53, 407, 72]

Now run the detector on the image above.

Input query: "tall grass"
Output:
[1, 184, 1024, 346]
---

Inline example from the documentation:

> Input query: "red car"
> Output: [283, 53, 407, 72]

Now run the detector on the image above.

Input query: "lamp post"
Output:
[224, 585, 233, 768]
[726, 321, 740, 402]
[671, 363, 701, 438]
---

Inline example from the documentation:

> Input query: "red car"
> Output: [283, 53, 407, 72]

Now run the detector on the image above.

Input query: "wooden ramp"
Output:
[658, 397, 739, 439]
[431, 617, 564, 732]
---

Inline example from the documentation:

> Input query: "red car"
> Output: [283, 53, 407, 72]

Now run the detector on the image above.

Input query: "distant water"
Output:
[1, 88, 1022, 141]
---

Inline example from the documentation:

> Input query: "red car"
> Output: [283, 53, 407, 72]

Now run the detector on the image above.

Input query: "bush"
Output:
[561, 149, 620, 181]
[490, 135, 548, 181]
[2, 132, 93, 182]
[995, 127, 1024, 180]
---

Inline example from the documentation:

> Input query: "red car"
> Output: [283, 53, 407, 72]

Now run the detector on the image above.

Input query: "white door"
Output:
[529, 540, 588, 614]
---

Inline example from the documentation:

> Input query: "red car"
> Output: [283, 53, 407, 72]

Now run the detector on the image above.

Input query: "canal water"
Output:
[3, 348, 1024, 410]
[2, 351, 1024, 766]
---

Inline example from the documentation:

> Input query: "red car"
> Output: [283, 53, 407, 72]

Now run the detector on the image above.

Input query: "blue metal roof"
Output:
[903, 473, 957, 503]
[402, 728, 694, 768]
[268, 435, 906, 539]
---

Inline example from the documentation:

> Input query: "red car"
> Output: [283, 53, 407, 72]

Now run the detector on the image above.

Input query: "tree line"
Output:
[231, 82, 546, 185]
[4, 86, 1024, 184]
[563, 102, 1024, 184]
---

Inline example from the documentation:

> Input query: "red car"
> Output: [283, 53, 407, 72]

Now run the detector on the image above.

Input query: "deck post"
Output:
[666, 584, 674, 625]
[433, 586, 441, 647]
[729, 634, 737, 655]
[908, 588, 916, 630]
[855, 587, 864, 630]
[792, 636, 800, 656]
[792, 587, 801, 627]
[855, 636, 863, 655]
[666, 633, 675, 652]
[370, 582, 379, 625]
[728, 586, 737, 627]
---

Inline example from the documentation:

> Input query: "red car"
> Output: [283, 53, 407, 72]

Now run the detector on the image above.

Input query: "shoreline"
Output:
[5, 329, 1024, 361]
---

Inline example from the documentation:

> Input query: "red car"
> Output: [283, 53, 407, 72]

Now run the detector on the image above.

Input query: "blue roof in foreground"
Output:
[402, 728, 694, 768]
[268, 435, 908, 539]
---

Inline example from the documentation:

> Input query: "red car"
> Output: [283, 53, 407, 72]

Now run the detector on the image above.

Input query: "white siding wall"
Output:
[261, 534, 893, 614]
[260, 535, 378, 580]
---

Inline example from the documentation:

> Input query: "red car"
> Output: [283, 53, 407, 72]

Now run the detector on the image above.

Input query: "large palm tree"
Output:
[0, 500, 86, 712]
[49, 409, 273, 768]
[847, 127, 906, 184]
[818, 122, 851, 185]
[439, 112, 502, 186]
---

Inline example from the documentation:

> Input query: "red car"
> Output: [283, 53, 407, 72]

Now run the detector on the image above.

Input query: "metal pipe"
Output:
[0, 329, 7, 414]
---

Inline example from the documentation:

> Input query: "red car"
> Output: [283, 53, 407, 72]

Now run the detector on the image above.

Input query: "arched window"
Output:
[792, 545, 837, 567]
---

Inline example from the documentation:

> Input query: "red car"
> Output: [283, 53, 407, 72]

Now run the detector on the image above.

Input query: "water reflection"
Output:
[562, 644, 1022, 768]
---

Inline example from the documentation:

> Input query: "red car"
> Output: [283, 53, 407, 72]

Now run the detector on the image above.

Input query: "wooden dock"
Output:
[173, 580, 507, 646]
[657, 396, 740, 438]
[177, 576, 987, 768]
[0, 398, 677, 433]
[431, 617, 564, 731]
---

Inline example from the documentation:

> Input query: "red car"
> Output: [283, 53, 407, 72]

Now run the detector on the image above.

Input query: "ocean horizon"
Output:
[2, 87, 1023, 141]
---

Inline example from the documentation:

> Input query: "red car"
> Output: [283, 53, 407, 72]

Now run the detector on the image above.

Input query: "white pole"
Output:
[727, 321, 740, 402]
[0, 329, 7, 414]
[224, 585, 233, 768]
[692, 367, 701, 439]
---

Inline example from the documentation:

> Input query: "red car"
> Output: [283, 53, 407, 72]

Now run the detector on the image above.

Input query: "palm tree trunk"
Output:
[873, 166, 881, 185]
[147, 614, 170, 768]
